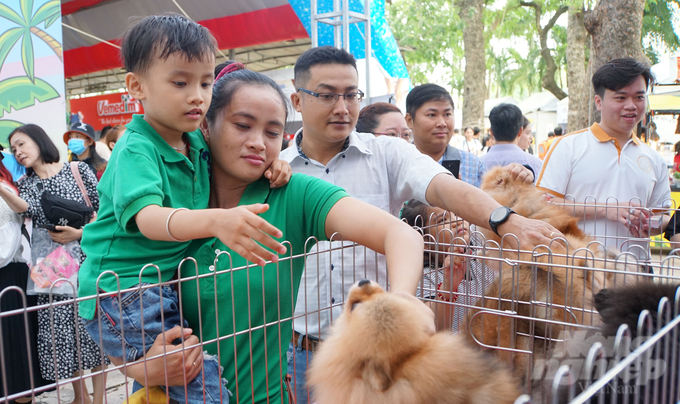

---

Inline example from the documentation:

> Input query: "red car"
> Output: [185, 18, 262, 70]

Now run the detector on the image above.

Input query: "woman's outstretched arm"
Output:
[323, 197, 424, 295]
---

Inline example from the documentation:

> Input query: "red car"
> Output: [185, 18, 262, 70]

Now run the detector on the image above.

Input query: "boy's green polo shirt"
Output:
[78, 114, 211, 320]
[180, 174, 347, 404]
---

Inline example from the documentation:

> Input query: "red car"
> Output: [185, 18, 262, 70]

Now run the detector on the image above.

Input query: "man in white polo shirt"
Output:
[536, 58, 671, 258]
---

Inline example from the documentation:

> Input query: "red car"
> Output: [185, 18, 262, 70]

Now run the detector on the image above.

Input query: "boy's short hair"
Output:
[294, 46, 357, 88]
[488, 103, 523, 142]
[405, 83, 454, 119]
[121, 14, 217, 75]
[554, 126, 563, 136]
[592, 58, 653, 98]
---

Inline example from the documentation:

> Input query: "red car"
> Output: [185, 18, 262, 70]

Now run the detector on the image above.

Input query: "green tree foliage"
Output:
[643, 0, 680, 63]
[386, 0, 678, 102]
[386, 0, 465, 91]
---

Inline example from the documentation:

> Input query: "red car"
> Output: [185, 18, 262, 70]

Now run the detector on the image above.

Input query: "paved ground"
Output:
[32, 370, 134, 404]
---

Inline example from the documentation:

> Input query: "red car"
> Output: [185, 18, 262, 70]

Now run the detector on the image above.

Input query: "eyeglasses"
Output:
[297, 88, 364, 105]
[374, 131, 412, 140]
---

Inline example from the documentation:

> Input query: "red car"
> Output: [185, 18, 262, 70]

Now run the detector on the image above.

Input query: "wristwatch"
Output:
[489, 206, 516, 236]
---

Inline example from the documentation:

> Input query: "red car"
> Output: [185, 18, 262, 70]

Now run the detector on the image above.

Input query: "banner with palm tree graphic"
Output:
[0, 0, 66, 158]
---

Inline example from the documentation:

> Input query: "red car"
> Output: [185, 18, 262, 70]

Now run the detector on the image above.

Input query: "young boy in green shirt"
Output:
[78, 15, 288, 404]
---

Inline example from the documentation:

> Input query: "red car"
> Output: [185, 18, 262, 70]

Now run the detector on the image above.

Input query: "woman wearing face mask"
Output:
[63, 122, 107, 180]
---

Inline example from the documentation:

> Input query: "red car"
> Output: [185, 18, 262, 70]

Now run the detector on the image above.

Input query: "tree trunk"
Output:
[584, 0, 647, 123]
[566, 5, 589, 133]
[459, 0, 486, 129]
[520, 2, 568, 100]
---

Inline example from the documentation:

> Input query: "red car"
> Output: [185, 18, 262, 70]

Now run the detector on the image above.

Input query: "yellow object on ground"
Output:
[122, 387, 169, 404]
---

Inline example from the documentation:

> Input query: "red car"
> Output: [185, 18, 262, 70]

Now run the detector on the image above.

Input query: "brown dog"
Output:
[480, 166, 586, 240]
[464, 167, 638, 384]
[309, 280, 521, 404]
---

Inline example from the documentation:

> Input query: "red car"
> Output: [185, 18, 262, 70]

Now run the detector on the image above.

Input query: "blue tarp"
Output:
[287, 0, 410, 80]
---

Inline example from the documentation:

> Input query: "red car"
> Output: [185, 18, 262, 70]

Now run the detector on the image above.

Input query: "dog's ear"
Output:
[361, 360, 392, 392]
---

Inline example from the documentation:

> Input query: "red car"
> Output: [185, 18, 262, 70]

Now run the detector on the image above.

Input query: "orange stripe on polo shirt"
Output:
[535, 128, 587, 187]
[535, 186, 565, 198]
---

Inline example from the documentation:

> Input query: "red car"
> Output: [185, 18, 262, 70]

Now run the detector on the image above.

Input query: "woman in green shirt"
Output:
[121, 62, 429, 404]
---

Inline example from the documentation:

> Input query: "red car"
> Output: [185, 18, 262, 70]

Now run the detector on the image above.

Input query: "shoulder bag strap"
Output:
[443, 145, 461, 161]
[21, 221, 30, 244]
[69, 162, 92, 208]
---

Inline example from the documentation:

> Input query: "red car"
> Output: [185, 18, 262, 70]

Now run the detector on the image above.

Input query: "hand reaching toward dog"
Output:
[497, 214, 563, 250]
[502, 163, 534, 184]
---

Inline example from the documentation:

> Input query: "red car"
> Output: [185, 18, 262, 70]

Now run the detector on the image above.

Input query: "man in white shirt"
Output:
[280, 46, 560, 403]
[536, 58, 671, 259]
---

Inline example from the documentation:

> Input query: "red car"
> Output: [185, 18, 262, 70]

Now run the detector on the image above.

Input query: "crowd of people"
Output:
[0, 13, 672, 404]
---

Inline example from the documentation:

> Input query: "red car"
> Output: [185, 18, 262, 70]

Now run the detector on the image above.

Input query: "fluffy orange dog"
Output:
[309, 280, 521, 404]
[465, 167, 637, 383]
[480, 166, 586, 240]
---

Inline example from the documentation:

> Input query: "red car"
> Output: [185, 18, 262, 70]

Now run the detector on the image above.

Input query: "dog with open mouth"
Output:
[309, 280, 521, 404]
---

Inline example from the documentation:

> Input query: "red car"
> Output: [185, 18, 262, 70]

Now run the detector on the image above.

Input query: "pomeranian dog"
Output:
[308, 280, 521, 404]
[464, 167, 639, 384]
[480, 166, 586, 240]
[539, 282, 680, 403]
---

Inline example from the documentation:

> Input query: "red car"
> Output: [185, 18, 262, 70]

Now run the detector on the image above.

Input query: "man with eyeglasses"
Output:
[280, 46, 561, 404]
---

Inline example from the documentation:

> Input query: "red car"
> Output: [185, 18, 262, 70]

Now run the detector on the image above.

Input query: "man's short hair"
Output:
[294, 46, 357, 88]
[405, 83, 454, 119]
[592, 58, 653, 98]
[121, 14, 216, 75]
[488, 103, 523, 142]
[547, 131, 555, 138]
[554, 126, 563, 136]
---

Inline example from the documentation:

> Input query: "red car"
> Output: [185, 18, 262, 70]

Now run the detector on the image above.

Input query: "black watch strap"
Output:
[489, 206, 516, 236]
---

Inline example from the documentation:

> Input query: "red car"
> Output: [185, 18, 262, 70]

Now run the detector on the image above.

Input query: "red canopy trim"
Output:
[63, 4, 308, 78]
[62, 0, 112, 16]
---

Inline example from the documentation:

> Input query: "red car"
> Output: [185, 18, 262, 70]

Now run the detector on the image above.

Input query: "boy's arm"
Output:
[323, 197, 424, 295]
[136, 204, 286, 266]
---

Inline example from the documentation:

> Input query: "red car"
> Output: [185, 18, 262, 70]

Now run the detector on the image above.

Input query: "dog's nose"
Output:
[358, 279, 371, 287]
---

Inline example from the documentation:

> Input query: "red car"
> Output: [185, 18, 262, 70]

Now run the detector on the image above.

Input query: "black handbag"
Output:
[40, 190, 93, 228]
[37, 162, 94, 229]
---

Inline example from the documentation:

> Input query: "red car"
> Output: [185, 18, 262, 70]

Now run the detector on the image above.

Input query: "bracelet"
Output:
[436, 282, 458, 303]
[166, 208, 189, 242]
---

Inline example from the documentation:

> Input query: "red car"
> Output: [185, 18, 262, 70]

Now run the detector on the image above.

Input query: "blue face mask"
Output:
[68, 138, 87, 155]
